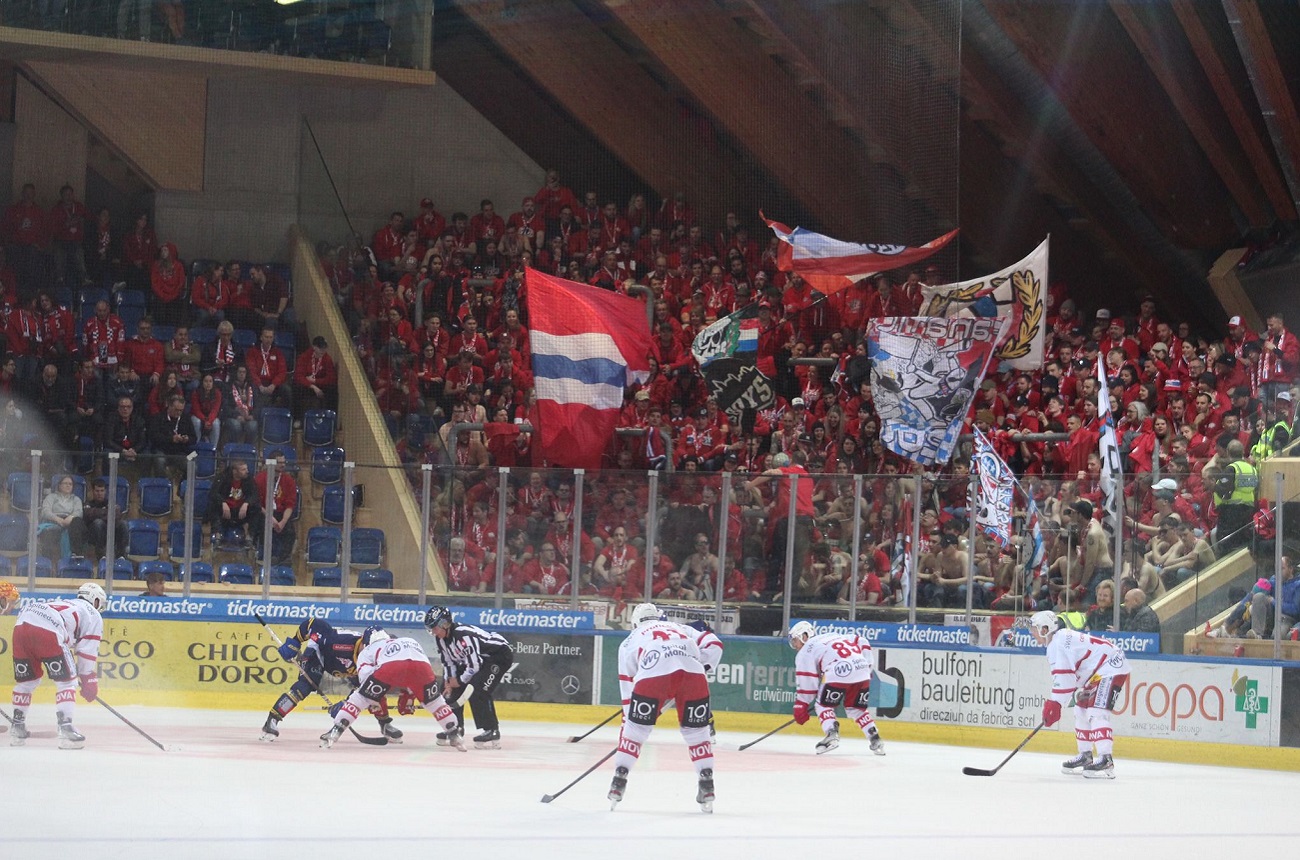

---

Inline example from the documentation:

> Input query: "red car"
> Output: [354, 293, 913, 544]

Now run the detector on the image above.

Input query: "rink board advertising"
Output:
[10, 592, 595, 631]
[798, 617, 1161, 653]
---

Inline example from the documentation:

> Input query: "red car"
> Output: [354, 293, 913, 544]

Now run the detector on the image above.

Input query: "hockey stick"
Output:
[567, 710, 621, 743]
[962, 722, 1045, 776]
[254, 613, 387, 746]
[540, 748, 617, 803]
[97, 697, 166, 751]
[739, 718, 796, 751]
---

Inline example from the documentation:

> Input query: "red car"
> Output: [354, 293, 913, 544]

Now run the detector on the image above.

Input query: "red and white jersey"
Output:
[691, 626, 724, 672]
[1045, 629, 1129, 705]
[618, 620, 707, 704]
[16, 598, 103, 675]
[794, 632, 873, 705]
[355, 636, 431, 685]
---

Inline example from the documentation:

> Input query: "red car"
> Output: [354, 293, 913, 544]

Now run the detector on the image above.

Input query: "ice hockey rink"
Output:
[4, 707, 1295, 859]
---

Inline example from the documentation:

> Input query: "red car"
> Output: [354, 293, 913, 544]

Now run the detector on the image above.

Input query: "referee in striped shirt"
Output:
[425, 605, 514, 748]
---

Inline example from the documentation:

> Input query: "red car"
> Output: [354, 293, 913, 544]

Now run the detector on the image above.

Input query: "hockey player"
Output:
[686, 619, 723, 737]
[788, 620, 885, 756]
[263, 618, 402, 743]
[1030, 609, 1130, 779]
[10, 582, 104, 749]
[320, 626, 465, 750]
[609, 603, 716, 813]
[425, 605, 514, 749]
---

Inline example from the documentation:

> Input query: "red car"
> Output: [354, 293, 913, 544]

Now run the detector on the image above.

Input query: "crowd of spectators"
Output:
[0, 182, 318, 566]
[319, 170, 1295, 614]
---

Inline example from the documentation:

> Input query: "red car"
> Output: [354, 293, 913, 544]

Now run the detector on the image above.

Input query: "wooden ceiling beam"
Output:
[1172, 0, 1295, 221]
[1223, 0, 1300, 219]
[598, 0, 875, 238]
[1109, 0, 1271, 225]
[446, 0, 742, 214]
[983, 1, 1236, 248]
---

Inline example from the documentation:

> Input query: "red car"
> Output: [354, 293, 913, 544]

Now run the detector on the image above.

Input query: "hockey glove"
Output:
[79, 674, 98, 703]
[277, 641, 299, 662]
[793, 701, 810, 725]
[328, 700, 345, 719]
[1041, 699, 1061, 727]
[397, 691, 417, 716]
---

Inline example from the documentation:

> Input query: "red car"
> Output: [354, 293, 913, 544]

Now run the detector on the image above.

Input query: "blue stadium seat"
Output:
[115, 289, 147, 310]
[190, 327, 217, 347]
[7, 473, 33, 512]
[215, 525, 250, 551]
[349, 527, 385, 569]
[274, 330, 296, 352]
[190, 258, 219, 279]
[73, 437, 97, 475]
[152, 324, 175, 343]
[14, 555, 53, 578]
[0, 513, 28, 556]
[193, 441, 217, 479]
[233, 329, 257, 351]
[221, 443, 257, 470]
[167, 520, 204, 562]
[98, 557, 136, 580]
[306, 526, 341, 566]
[138, 560, 176, 582]
[261, 407, 293, 447]
[302, 409, 337, 448]
[311, 566, 342, 588]
[56, 557, 94, 579]
[78, 287, 109, 310]
[124, 519, 161, 562]
[219, 563, 255, 585]
[357, 569, 393, 590]
[267, 565, 296, 587]
[178, 479, 212, 515]
[112, 477, 131, 512]
[321, 485, 345, 525]
[137, 478, 174, 518]
[186, 561, 214, 583]
[311, 447, 344, 486]
[118, 305, 145, 333]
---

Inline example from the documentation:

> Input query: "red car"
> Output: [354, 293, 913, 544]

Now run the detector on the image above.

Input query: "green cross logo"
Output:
[1233, 678, 1269, 729]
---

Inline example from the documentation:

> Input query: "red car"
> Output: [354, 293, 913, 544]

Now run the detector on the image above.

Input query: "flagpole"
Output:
[849, 474, 863, 622]
[966, 468, 977, 623]
[1113, 465, 1124, 633]
[908, 470, 922, 625]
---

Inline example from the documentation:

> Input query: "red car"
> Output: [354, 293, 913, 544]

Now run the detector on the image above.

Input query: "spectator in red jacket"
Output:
[371, 212, 406, 278]
[150, 241, 186, 326]
[245, 327, 290, 408]
[49, 184, 88, 291]
[534, 168, 581, 224]
[124, 316, 165, 391]
[35, 290, 76, 370]
[1, 183, 47, 296]
[293, 336, 338, 416]
[82, 299, 127, 374]
[469, 199, 505, 255]
[121, 211, 158, 292]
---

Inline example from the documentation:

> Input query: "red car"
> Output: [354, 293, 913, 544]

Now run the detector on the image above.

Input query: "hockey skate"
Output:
[260, 712, 281, 742]
[815, 721, 840, 755]
[441, 725, 467, 751]
[9, 714, 29, 747]
[57, 715, 85, 750]
[435, 727, 463, 747]
[1061, 750, 1093, 775]
[319, 724, 344, 749]
[608, 766, 629, 811]
[473, 728, 501, 749]
[868, 728, 885, 756]
[696, 768, 715, 814]
[377, 718, 403, 744]
[1082, 754, 1115, 779]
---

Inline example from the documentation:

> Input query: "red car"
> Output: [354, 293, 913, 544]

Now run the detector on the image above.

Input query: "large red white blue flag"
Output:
[972, 427, 1014, 548]
[763, 214, 959, 295]
[525, 268, 651, 469]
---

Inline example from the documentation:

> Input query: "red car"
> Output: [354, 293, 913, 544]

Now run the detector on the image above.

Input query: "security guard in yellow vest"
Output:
[1214, 439, 1258, 554]
[1252, 391, 1294, 462]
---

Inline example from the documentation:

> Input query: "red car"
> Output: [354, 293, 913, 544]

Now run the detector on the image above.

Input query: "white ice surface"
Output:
[3, 706, 1296, 860]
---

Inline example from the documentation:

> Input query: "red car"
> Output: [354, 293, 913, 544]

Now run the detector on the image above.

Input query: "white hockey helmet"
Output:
[1029, 610, 1061, 639]
[77, 582, 106, 611]
[630, 602, 663, 627]
[788, 620, 815, 650]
